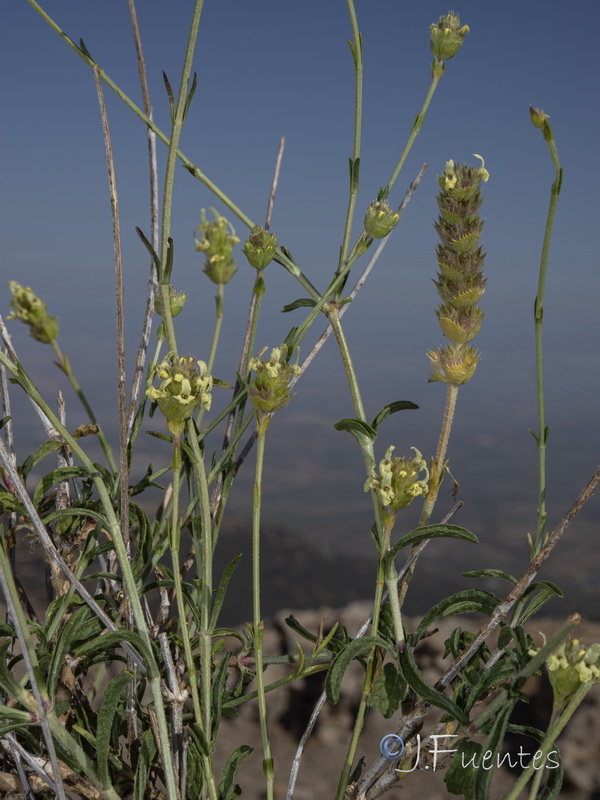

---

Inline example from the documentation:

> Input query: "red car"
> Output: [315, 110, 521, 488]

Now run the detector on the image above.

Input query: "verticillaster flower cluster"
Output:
[366, 446, 429, 512]
[146, 355, 212, 435]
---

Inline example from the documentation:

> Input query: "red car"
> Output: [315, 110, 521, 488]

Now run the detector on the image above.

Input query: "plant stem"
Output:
[419, 382, 459, 526]
[384, 73, 440, 194]
[253, 422, 275, 799]
[533, 124, 562, 555]
[50, 339, 117, 472]
[185, 419, 218, 800]
[170, 437, 203, 726]
[335, 0, 363, 288]
[505, 681, 589, 800]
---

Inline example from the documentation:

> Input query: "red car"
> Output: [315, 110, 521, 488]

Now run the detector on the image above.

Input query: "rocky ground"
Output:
[214, 603, 600, 800]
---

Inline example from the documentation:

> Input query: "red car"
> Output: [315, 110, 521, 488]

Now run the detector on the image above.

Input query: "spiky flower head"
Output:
[366, 446, 429, 512]
[428, 156, 488, 384]
[364, 200, 400, 239]
[243, 225, 278, 269]
[195, 208, 239, 285]
[154, 286, 186, 318]
[7, 281, 59, 344]
[427, 344, 479, 385]
[248, 344, 302, 419]
[429, 12, 469, 61]
[146, 355, 212, 435]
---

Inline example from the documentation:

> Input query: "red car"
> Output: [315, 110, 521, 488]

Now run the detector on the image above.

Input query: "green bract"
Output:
[248, 344, 302, 417]
[243, 225, 278, 269]
[195, 208, 239, 285]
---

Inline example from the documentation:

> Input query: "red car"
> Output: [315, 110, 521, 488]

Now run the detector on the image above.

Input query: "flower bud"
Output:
[364, 200, 400, 239]
[248, 344, 302, 417]
[530, 106, 550, 130]
[365, 446, 429, 512]
[243, 225, 278, 269]
[195, 208, 239, 285]
[146, 355, 212, 435]
[7, 281, 59, 344]
[429, 13, 469, 61]
[427, 344, 479, 385]
[154, 286, 186, 318]
[538, 639, 600, 708]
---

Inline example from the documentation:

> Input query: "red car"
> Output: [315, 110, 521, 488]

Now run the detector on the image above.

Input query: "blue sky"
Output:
[2, 1, 600, 610]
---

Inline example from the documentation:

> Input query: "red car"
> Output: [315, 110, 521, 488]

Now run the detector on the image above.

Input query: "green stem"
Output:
[504, 681, 590, 800]
[253, 423, 274, 799]
[335, 0, 363, 289]
[419, 382, 459, 526]
[382, 513, 404, 647]
[207, 282, 224, 374]
[533, 125, 562, 555]
[384, 72, 440, 194]
[170, 437, 202, 726]
[50, 339, 117, 472]
[185, 418, 218, 800]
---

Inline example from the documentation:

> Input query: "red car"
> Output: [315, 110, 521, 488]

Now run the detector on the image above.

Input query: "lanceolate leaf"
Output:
[386, 524, 478, 565]
[398, 644, 468, 725]
[334, 417, 377, 445]
[33, 466, 91, 508]
[371, 400, 419, 431]
[218, 745, 253, 800]
[281, 298, 317, 313]
[326, 636, 395, 705]
[97, 670, 133, 789]
[415, 590, 499, 642]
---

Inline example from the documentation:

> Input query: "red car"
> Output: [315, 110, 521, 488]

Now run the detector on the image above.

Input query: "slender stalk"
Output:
[170, 437, 202, 726]
[532, 121, 562, 554]
[335, 0, 363, 284]
[419, 383, 459, 526]
[126, 0, 160, 439]
[384, 73, 440, 194]
[253, 423, 274, 799]
[94, 66, 129, 548]
[185, 419, 218, 800]
[505, 681, 590, 800]
[207, 282, 224, 375]
[50, 338, 117, 472]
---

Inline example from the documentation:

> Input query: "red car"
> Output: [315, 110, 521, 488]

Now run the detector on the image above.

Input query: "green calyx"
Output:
[154, 286, 186, 318]
[195, 208, 239, 285]
[429, 12, 469, 61]
[7, 281, 59, 344]
[363, 200, 400, 239]
[248, 344, 302, 417]
[427, 343, 479, 385]
[243, 225, 278, 269]
[366, 446, 429, 512]
[146, 354, 212, 435]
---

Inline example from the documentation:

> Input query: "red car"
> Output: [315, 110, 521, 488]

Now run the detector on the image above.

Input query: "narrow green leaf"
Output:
[415, 590, 498, 642]
[281, 298, 317, 313]
[371, 400, 419, 431]
[326, 636, 394, 705]
[463, 569, 517, 584]
[218, 745, 253, 800]
[33, 466, 90, 508]
[445, 739, 482, 799]
[370, 662, 407, 719]
[515, 582, 563, 625]
[474, 702, 514, 800]
[334, 417, 377, 442]
[133, 729, 157, 800]
[398, 644, 468, 725]
[97, 670, 132, 788]
[210, 555, 242, 630]
[48, 606, 92, 697]
[387, 524, 478, 565]
[182, 71, 198, 121]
